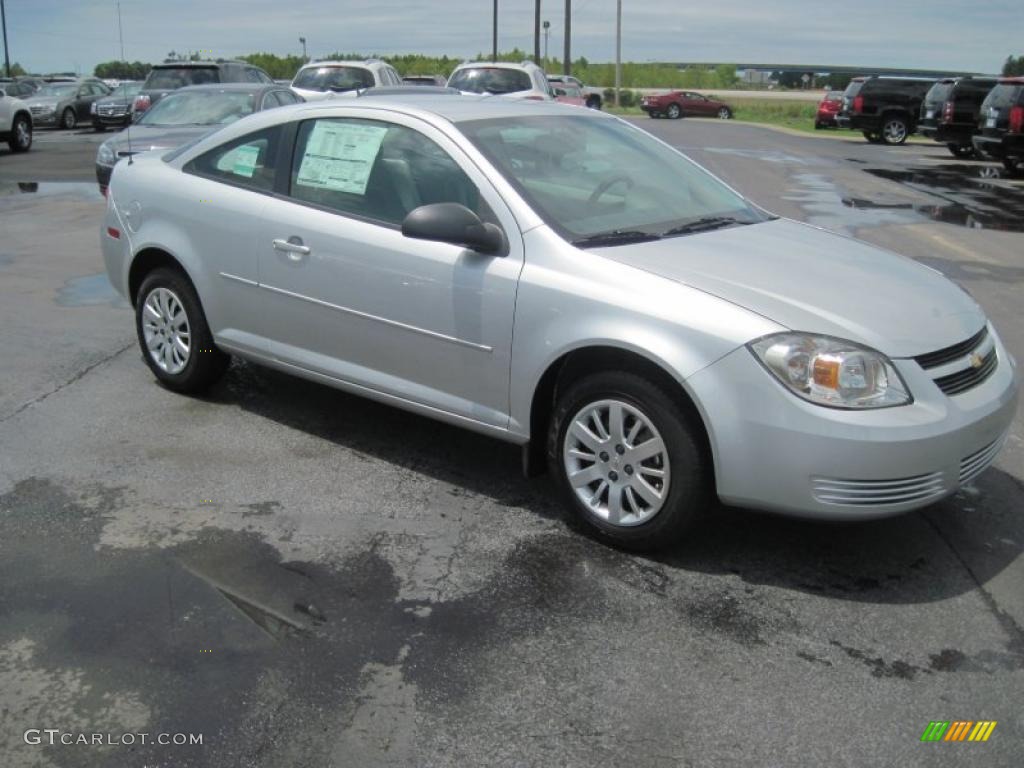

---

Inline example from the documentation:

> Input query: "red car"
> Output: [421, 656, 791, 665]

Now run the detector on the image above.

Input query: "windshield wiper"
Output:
[571, 230, 663, 248]
[661, 216, 750, 237]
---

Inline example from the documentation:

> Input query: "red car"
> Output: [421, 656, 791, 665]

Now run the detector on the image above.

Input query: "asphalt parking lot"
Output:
[1, 120, 1022, 767]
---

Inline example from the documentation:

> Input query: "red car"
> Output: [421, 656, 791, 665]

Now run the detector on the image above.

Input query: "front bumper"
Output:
[29, 112, 57, 126]
[686, 333, 1019, 520]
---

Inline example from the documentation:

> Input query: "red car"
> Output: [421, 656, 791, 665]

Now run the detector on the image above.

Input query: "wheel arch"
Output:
[522, 343, 716, 483]
[13, 108, 33, 127]
[128, 246, 200, 308]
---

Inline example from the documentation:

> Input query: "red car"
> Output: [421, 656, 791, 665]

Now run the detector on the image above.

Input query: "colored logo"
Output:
[969, 352, 985, 370]
[921, 721, 997, 742]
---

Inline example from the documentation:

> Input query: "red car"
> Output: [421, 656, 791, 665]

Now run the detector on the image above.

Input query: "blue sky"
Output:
[2, 0, 1019, 75]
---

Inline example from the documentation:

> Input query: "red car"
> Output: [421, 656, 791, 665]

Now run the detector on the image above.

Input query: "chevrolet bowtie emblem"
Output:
[969, 352, 984, 369]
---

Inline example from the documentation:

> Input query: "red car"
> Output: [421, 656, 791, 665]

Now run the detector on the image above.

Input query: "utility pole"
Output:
[117, 2, 124, 61]
[562, 0, 570, 76]
[299, 37, 307, 62]
[492, 0, 498, 61]
[543, 20, 550, 62]
[533, 0, 541, 64]
[1, 0, 11, 78]
[614, 0, 621, 107]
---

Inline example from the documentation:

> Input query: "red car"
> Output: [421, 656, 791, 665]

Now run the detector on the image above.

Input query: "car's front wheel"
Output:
[8, 115, 31, 152]
[135, 268, 229, 393]
[666, 103, 682, 119]
[61, 108, 77, 130]
[547, 371, 710, 550]
[717, 106, 732, 119]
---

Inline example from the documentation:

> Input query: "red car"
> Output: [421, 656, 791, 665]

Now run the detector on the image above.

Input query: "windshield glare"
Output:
[459, 115, 764, 242]
[138, 91, 255, 126]
[293, 66, 374, 92]
[449, 68, 532, 94]
[39, 84, 77, 97]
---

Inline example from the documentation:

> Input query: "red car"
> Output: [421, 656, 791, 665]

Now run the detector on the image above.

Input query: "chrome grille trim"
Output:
[812, 472, 945, 506]
[959, 436, 1005, 486]
[933, 347, 998, 395]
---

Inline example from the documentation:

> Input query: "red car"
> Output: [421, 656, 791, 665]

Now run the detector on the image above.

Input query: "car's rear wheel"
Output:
[947, 143, 974, 159]
[586, 95, 601, 110]
[135, 268, 229, 393]
[717, 106, 732, 119]
[666, 103, 682, 119]
[881, 117, 908, 145]
[8, 115, 32, 152]
[61, 108, 77, 130]
[547, 371, 710, 551]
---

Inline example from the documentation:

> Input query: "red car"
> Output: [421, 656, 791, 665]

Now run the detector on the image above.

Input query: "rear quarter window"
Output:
[983, 84, 1023, 109]
[184, 126, 282, 192]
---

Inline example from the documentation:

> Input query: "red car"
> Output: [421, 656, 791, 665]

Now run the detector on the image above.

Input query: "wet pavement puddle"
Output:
[55, 273, 130, 308]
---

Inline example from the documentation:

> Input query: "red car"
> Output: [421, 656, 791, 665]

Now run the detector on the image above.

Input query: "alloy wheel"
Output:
[62, 109, 76, 130]
[718, 107, 731, 119]
[142, 287, 191, 374]
[883, 119, 906, 144]
[666, 104, 681, 119]
[562, 398, 671, 526]
[15, 119, 31, 149]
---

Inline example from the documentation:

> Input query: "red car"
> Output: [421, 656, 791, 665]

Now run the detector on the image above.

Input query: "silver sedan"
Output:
[100, 95, 1019, 550]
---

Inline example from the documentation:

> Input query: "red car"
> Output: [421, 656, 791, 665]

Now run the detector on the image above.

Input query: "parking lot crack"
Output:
[0, 339, 135, 424]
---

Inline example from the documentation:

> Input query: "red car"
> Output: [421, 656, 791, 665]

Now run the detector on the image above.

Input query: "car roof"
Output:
[303, 93, 606, 122]
[997, 76, 1024, 84]
[453, 61, 540, 72]
[175, 83, 281, 93]
[152, 60, 242, 68]
[299, 60, 380, 70]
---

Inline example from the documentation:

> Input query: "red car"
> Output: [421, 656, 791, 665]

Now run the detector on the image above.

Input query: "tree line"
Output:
[1003, 55, 1024, 76]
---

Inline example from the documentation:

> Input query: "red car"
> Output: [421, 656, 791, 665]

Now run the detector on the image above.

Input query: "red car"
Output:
[551, 81, 587, 107]
[815, 90, 843, 129]
[640, 90, 733, 119]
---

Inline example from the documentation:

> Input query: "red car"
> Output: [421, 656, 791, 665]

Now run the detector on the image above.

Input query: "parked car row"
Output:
[832, 74, 1024, 168]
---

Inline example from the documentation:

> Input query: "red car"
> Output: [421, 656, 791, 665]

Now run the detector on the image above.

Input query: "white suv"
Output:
[447, 60, 553, 100]
[290, 59, 403, 101]
[0, 85, 33, 153]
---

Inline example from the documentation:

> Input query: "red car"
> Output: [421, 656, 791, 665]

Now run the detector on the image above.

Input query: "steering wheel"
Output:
[588, 175, 634, 205]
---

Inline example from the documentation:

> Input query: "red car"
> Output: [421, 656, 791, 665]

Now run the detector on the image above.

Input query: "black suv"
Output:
[836, 76, 935, 145]
[918, 77, 997, 157]
[972, 77, 1024, 172]
[132, 60, 274, 120]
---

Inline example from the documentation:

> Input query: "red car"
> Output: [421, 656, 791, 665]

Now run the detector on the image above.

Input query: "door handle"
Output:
[272, 237, 311, 260]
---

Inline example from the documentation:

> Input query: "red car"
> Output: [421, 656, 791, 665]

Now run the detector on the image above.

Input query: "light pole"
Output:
[1, 0, 11, 79]
[543, 20, 550, 62]
[299, 37, 307, 63]
[492, 0, 498, 61]
[614, 0, 621, 107]
[562, 0, 570, 76]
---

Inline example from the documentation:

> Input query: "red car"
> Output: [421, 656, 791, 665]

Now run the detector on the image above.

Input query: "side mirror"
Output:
[401, 203, 506, 255]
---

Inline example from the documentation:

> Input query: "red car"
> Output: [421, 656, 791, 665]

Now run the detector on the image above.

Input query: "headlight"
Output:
[90, 102, 97, 114]
[97, 141, 116, 166]
[749, 333, 911, 409]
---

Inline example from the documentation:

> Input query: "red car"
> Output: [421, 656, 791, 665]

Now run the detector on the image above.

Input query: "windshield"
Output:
[38, 84, 77, 97]
[459, 115, 766, 243]
[983, 83, 1023, 110]
[925, 82, 954, 104]
[293, 66, 373, 92]
[449, 67, 532, 95]
[137, 91, 255, 126]
[107, 83, 142, 99]
[144, 67, 220, 90]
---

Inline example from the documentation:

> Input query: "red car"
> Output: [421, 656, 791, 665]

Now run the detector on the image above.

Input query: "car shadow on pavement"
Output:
[205, 359, 1023, 608]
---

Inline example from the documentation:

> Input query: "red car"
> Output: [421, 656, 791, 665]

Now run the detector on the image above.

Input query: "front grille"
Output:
[98, 105, 128, 116]
[959, 436, 1005, 486]
[812, 472, 946, 506]
[914, 326, 987, 369]
[29, 105, 49, 115]
[933, 347, 998, 395]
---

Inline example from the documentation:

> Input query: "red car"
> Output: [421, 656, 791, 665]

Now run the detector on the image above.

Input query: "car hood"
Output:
[105, 124, 218, 156]
[25, 95, 62, 106]
[593, 218, 985, 358]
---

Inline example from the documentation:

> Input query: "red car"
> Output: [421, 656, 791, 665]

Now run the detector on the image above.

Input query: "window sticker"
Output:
[215, 143, 262, 178]
[296, 121, 388, 195]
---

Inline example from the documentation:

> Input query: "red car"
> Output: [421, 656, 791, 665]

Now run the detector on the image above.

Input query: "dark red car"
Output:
[640, 90, 733, 120]
[815, 90, 843, 129]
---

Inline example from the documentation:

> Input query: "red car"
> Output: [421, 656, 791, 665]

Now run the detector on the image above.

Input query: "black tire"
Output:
[881, 115, 909, 145]
[717, 106, 732, 120]
[61, 107, 77, 130]
[863, 131, 883, 144]
[666, 103, 682, 120]
[586, 95, 601, 110]
[135, 268, 229, 394]
[1003, 157, 1021, 174]
[7, 114, 32, 152]
[547, 370, 711, 551]
[947, 143, 974, 159]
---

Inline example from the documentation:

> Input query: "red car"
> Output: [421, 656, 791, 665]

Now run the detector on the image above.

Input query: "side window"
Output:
[289, 118, 487, 227]
[245, 68, 263, 84]
[185, 126, 282, 192]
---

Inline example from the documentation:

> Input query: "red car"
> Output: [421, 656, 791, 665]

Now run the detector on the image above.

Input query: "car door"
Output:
[255, 113, 523, 428]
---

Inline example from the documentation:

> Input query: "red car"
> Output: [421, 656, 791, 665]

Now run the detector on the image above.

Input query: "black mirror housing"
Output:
[401, 203, 506, 255]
